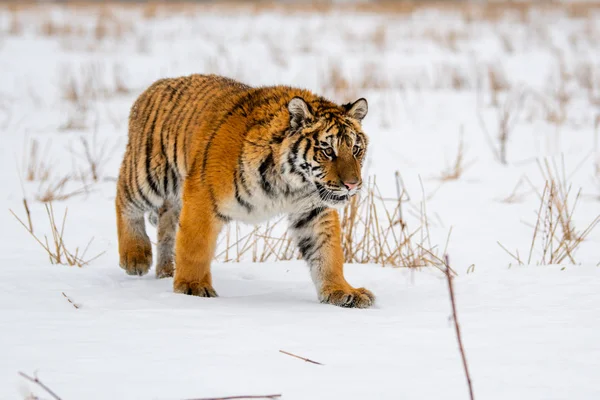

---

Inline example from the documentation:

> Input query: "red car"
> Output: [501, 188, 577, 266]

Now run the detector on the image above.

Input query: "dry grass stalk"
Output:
[36, 176, 89, 203]
[279, 350, 323, 366]
[113, 64, 133, 95]
[60, 63, 103, 110]
[95, 7, 130, 41]
[438, 129, 473, 181]
[39, 18, 84, 37]
[499, 158, 600, 265]
[214, 178, 454, 273]
[477, 90, 525, 165]
[23, 139, 51, 182]
[185, 395, 281, 400]
[499, 176, 532, 204]
[62, 292, 79, 309]
[68, 126, 119, 182]
[10, 202, 103, 267]
[326, 64, 352, 99]
[444, 255, 475, 400]
[371, 23, 387, 50]
[488, 65, 510, 107]
[8, 13, 23, 35]
[59, 110, 88, 131]
[19, 371, 62, 400]
[594, 114, 600, 192]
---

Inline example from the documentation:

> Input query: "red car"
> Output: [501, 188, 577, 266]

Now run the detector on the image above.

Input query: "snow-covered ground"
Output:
[0, 2, 599, 399]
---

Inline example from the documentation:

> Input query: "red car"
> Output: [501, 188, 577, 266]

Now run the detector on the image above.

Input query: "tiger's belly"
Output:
[220, 190, 320, 225]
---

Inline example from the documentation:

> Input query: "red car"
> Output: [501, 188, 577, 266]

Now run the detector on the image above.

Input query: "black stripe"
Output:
[301, 138, 311, 162]
[237, 155, 252, 197]
[234, 170, 253, 212]
[144, 96, 165, 197]
[201, 89, 261, 178]
[287, 136, 308, 182]
[165, 79, 192, 171]
[120, 167, 144, 212]
[292, 207, 325, 230]
[308, 233, 330, 260]
[258, 153, 275, 197]
[270, 129, 286, 144]
[135, 184, 155, 209]
[179, 78, 217, 170]
[170, 167, 179, 195]
[201, 89, 288, 178]
[126, 145, 153, 210]
[159, 84, 179, 196]
[297, 237, 315, 259]
[214, 206, 231, 222]
[315, 182, 348, 202]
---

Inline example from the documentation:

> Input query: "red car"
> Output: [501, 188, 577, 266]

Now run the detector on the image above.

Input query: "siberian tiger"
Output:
[115, 74, 374, 308]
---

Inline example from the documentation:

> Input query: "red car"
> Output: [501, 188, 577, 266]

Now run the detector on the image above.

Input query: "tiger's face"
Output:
[285, 97, 369, 207]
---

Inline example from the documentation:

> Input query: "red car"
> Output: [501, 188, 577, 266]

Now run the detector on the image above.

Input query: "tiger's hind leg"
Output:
[116, 184, 153, 276]
[155, 199, 180, 279]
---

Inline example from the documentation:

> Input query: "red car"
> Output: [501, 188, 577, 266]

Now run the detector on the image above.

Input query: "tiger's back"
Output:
[118, 74, 251, 214]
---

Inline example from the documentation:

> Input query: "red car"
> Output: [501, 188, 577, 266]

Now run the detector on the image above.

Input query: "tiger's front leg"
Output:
[173, 179, 223, 297]
[289, 207, 375, 308]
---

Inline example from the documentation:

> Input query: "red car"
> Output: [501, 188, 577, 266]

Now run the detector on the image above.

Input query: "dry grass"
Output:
[499, 175, 533, 204]
[5, 1, 600, 18]
[478, 90, 526, 165]
[35, 176, 89, 203]
[60, 64, 102, 110]
[22, 139, 51, 182]
[438, 129, 473, 182]
[59, 110, 88, 131]
[94, 7, 131, 41]
[68, 125, 120, 182]
[10, 200, 103, 267]
[488, 65, 510, 107]
[498, 158, 600, 266]
[215, 176, 455, 274]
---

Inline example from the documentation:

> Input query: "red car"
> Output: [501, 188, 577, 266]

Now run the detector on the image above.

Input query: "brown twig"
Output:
[62, 292, 79, 309]
[185, 395, 281, 400]
[18, 372, 62, 400]
[279, 350, 323, 365]
[444, 255, 475, 400]
[23, 198, 33, 233]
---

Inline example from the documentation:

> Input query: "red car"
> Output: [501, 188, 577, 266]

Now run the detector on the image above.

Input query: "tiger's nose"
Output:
[343, 180, 359, 191]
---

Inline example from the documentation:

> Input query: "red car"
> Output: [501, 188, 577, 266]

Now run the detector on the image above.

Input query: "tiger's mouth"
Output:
[314, 182, 353, 204]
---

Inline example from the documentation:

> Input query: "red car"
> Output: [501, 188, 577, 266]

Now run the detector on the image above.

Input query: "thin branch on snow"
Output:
[279, 350, 323, 365]
[62, 292, 80, 309]
[444, 255, 475, 400]
[19, 372, 63, 400]
[184, 395, 281, 400]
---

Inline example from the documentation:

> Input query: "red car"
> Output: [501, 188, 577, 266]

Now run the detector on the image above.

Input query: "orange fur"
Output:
[116, 74, 374, 308]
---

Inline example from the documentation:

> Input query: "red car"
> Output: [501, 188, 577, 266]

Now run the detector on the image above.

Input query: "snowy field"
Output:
[1, 2, 599, 399]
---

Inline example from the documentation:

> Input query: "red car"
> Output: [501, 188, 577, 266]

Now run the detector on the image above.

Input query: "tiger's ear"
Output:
[344, 98, 368, 121]
[288, 97, 313, 129]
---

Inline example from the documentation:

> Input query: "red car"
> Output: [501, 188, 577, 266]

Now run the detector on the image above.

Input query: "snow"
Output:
[3, 261, 600, 400]
[0, 3, 599, 399]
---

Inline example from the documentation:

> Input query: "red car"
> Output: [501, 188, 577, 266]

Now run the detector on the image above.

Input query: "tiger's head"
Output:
[284, 96, 369, 207]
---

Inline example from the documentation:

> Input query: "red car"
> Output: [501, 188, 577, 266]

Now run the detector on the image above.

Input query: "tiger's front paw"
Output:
[319, 286, 375, 308]
[173, 280, 218, 298]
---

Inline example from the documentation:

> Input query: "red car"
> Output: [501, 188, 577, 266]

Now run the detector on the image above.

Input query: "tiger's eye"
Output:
[353, 145, 361, 155]
[323, 148, 334, 157]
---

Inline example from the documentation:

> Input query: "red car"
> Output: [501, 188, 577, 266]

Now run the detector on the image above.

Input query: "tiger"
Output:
[115, 74, 374, 308]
